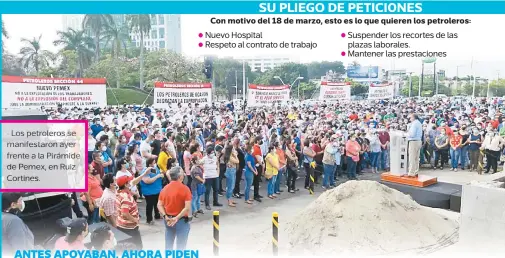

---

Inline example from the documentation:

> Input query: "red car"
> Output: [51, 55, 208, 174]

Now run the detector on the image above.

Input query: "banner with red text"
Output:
[368, 82, 394, 100]
[319, 82, 351, 101]
[1, 76, 107, 109]
[247, 84, 290, 107]
[153, 82, 212, 108]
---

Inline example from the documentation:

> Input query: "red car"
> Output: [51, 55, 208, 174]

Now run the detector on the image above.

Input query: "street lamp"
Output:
[274, 76, 304, 100]
[273, 76, 285, 85]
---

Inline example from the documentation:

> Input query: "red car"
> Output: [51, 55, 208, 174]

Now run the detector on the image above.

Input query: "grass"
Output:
[106, 88, 153, 106]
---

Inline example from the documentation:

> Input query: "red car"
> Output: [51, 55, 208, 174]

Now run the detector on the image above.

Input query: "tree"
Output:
[85, 54, 139, 88]
[82, 14, 114, 62]
[102, 23, 131, 88]
[306, 61, 345, 79]
[53, 28, 95, 77]
[211, 58, 257, 99]
[2, 53, 25, 76]
[144, 50, 205, 88]
[126, 14, 151, 90]
[19, 35, 55, 76]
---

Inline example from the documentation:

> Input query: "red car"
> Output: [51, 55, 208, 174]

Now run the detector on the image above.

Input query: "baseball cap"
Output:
[116, 176, 133, 187]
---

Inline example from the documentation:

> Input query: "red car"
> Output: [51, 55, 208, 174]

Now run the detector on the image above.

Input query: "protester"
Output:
[224, 144, 239, 207]
[158, 167, 192, 250]
[98, 174, 117, 227]
[54, 218, 88, 250]
[2, 193, 34, 254]
[90, 225, 117, 250]
[202, 146, 222, 209]
[140, 157, 164, 224]
[189, 156, 205, 217]
[116, 171, 149, 249]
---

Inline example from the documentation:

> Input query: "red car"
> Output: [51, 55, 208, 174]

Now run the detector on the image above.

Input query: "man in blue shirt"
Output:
[406, 113, 423, 178]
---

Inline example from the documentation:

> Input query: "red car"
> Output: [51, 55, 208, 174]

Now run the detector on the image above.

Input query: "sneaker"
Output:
[147, 221, 155, 225]
[218, 193, 224, 197]
[213, 203, 223, 207]
[254, 197, 262, 202]
[205, 205, 211, 210]
[454, 169, 458, 172]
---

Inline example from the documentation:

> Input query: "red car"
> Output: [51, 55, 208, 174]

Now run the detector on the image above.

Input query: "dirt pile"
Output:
[286, 180, 459, 255]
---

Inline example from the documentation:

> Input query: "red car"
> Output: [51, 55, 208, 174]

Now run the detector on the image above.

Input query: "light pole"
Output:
[274, 76, 304, 99]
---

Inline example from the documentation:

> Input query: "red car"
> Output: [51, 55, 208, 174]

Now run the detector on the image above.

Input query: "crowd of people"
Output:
[4, 96, 505, 252]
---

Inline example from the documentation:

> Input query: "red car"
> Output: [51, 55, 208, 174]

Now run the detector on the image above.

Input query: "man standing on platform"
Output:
[406, 114, 423, 178]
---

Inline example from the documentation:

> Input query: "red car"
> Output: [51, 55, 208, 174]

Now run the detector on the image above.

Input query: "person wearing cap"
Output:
[90, 225, 117, 250]
[157, 166, 192, 250]
[2, 193, 34, 254]
[54, 218, 89, 250]
[116, 172, 149, 249]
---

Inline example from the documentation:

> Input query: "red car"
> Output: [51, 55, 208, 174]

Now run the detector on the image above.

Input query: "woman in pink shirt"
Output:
[183, 143, 192, 177]
[345, 134, 361, 180]
[54, 218, 88, 250]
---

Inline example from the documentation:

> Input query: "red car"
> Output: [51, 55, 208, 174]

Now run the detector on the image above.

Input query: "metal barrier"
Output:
[211, 211, 280, 256]
[213, 211, 219, 256]
[272, 212, 279, 256]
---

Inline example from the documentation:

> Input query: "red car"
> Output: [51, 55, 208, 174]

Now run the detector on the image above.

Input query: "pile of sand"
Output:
[286, 181, 459, 256]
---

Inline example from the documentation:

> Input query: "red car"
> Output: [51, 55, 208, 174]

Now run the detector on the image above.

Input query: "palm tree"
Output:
[53, 28, 95, 77]
[102, 23, 131, 87]
[126, 14, 151, 90]
[19, 35, 54, 76]
[82, 14, 114, 62]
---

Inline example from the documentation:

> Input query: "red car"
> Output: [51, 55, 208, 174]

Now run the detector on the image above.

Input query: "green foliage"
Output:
[85, 54, 139, 88]
[107, 88, 152, 106]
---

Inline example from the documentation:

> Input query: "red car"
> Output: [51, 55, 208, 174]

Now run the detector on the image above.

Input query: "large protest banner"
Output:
[1, 76, 107, 109]
[368, 82, 394, 100]
[247, 84, 290, 107]
[319, 81, 351, 101]
[153, 82, 212, 108]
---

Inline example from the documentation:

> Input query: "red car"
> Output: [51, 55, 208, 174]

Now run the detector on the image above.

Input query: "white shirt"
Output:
[88, 137, 97, 151]
[202, 155, 219, 178]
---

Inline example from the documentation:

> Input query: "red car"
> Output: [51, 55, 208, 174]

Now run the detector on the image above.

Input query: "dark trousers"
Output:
[204, 177, 220, 206]
[346, 157, 357, 179]
[118, 226, 143, 249]
[303, 163, 315, 192]
[219, 164, 226, 193]
[434, 149, 449, 168]
[486, 150, 500, 173]
[233, 166, 244, 194]
[144, 194, 160, 223]
[286, 166, 297, 191]
[71, 192, 84, 218]
[185, 176, 193, 189]
[253, 165, 263, 198]
[356, 154, 364, 174]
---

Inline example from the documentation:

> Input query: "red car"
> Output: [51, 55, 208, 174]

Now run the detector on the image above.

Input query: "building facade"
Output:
[235, 56, 299, 72]
[61, 14, 181, 54]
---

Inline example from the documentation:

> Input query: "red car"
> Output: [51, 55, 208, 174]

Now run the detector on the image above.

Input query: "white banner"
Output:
[319, 81, 351, 101]
[153, 82, 212, 108]
[1, 76, 107, 109]
[247, 84, 290, 107]
[368, 83, 394, 100]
